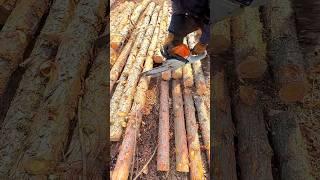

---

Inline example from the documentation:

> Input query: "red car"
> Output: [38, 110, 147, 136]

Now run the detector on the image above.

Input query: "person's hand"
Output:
[161, 33, 178, 58]
[192, 42, 207, 55]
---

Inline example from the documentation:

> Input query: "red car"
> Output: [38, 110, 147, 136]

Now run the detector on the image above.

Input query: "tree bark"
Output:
[62, 49, 108, 180]
[212, 61, 237, 180]
[0, 0, 77, 176]
[111, 0, 151, 51]
[269, 109, 314, 180]
[0, 0, 51, 95]
[110, 4, 159, 141]
[183, 88, 205, 179]
[231, 7, 267, 79]
[11, 0, 105, 178]
[234, 86, 273, 180]
[263, 0, 308, 103]
[112, 24, 157, 179]
[0, 0, 20, 25]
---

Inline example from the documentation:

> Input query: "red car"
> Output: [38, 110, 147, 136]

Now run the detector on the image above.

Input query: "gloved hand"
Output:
[161, 33, 183, 58]
[192, 42, 207, 55]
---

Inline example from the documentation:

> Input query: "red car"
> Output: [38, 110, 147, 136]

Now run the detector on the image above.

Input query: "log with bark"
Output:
[62, 49, 108, 179]
[0, 0, 51, 95]
[110, 1, 135, 50]
[111, 16, 159, 178]
[234, 85, 273, 180]
[9, 0, 105, 178]
[210, 19, 231, 55]
[153, 0, 168, 64]
[231, 7, 267, 79]
[157, 80, 170, 171]
[172, 80, 189, 172]
[193, 94, 210, 162]
[111, 0, 151, 51]
[0, 0, 77, 176]
[212, 61, 237, 180]
[110, 4, 159, 141]
[187, 32, 208, 95]
[110, 1, 133, 38]
[183, 88, 205, 179]
[263, 0, 308, 103]
[0, 0, 20, 25]
[268, 109, 314, 180]
[110, 2, 155, 92]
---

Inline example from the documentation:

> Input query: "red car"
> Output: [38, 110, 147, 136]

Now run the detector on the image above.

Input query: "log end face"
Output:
[162, 71, 171, 81]
[157, 163, 170, 172]
[153, 55, 164, 64]
[237, 56, 268, 79]
[279, 82, 309, 103]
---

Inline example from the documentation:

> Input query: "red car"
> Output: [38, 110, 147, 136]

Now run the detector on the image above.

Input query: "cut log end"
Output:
[279, 82, 309, 103]
[153, 55, 164, 63]
[110, 125, 123, 142]
[236, 56, 267, 79]
[110, 41, 121, 51]
[162, 71, 171, 81]
[176, 163, 189, 173]
[157, 163, 170, 172]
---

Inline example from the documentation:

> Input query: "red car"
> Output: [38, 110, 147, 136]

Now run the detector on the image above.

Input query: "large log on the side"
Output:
[231, 7, 268, 79]
[268, 109, 314, 179]
[212, 60, 237, 180]
[11, 0, 105, 178]
[0, 0, 51, 95]
[263, 0, 309, 103]
[234, 86, 273, 180]
[61, 49, 108, 179]
[0, 0, 77, 176]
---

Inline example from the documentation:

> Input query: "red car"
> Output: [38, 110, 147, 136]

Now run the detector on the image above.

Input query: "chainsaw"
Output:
[142, 44, 207, 77]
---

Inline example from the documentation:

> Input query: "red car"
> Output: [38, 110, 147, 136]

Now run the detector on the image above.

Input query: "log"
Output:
[110, 47, 118, 66]
[210, 18, 231, 55]
[111, 0, 151, 50]
[187, 32, 207, 95]
[0, 0, 51, 95]
[183, 88, 205, 179]
[269, 109, 314, 180]
[234, 85, 273, 180]
[263, 0, 308, 103]
[11, 0, 105, 177]
[157, 80, 170, 171]
[110, 2, 155, 92]
[212, 62, 237, 180]
[153, 1, 168, 64]
[110, 4, 159, 141]
[193, 95, 210, 162]
[172, 80, 189, 172]
[110, 1, 134, 38]
[0, 0, 20, 25]
[183, 64, 194, 88]
[112, 27, 157, 180]
[110, 1, 135, 50]
[62, 49, 108, 179]
[0, 0, 77, 176]
[231, 7, 267, 79]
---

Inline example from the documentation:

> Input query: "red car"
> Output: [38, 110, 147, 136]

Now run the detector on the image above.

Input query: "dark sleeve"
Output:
[199, 23, 211, 45]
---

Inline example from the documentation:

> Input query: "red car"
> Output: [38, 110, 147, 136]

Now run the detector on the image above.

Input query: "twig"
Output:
[133, 145, 158, 180]
[78, 97, 87, 180]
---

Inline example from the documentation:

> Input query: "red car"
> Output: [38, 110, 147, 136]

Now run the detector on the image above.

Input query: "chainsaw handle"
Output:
[186, 51, 207, 63]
